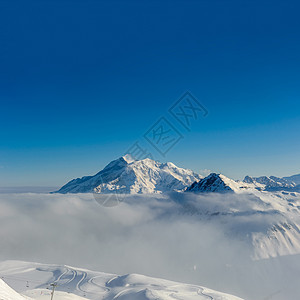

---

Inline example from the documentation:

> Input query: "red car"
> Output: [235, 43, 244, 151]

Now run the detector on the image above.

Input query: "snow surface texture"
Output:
[55, 155, 202, 194]
[0, 261, 243, 300]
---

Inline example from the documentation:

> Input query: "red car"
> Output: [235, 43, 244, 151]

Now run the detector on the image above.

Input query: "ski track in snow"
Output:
[197, 288, 213, 300]
[112, 288, 132, 299]
[45, 266, 109, 297]
[88, 276, 110, 292]
[34, 266, 114, 297]
[55, 267, 69, 283]
[73, 269, 87, 293]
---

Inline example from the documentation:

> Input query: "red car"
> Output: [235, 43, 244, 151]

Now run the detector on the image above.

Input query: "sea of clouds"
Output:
[0, 192, 299, 300]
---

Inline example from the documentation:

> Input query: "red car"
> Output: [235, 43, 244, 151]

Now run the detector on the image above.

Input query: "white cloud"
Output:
[198, 169, 213, 176]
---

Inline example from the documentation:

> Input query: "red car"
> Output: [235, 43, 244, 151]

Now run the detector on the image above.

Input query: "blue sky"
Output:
[0, 0, 300, 187]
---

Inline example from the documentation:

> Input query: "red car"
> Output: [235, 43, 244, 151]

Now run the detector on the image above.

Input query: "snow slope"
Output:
[0, 260, 244, 300]
[0, 279, 29, 300]
[0, 279, 86, 300]
[55, 155, 202, 194]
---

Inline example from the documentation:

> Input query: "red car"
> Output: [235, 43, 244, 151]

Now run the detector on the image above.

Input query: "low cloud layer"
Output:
[0, 192, 299, 299]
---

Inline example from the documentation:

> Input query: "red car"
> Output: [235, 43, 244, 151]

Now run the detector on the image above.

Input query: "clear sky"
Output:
[0, 0, 300, 187]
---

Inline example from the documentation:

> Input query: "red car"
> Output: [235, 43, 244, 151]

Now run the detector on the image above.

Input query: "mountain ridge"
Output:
[243, 175, 300, 192]
[55, 155, 300, 195]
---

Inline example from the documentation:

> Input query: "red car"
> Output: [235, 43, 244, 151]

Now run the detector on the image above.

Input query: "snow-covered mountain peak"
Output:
[55, 156, 202, 194]
[122, 153, 136, 164]
[186, 173, 242, 193]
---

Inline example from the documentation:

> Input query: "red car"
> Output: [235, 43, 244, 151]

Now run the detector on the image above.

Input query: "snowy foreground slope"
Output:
[55, 155, 202, 194]
[0, 277, 28, 300]
[0, 260, 243, 300]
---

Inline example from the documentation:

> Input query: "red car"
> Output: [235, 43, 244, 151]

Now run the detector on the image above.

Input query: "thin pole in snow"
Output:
[50, 283, 57, 300]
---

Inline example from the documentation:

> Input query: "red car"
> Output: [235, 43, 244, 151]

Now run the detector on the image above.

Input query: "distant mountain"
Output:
[284, 174, 300, 185]
[186, 173, 242, 193]
[185, 173, 300, 195]
[243, 175, 300, 192]
[55, 155, 202, 194]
